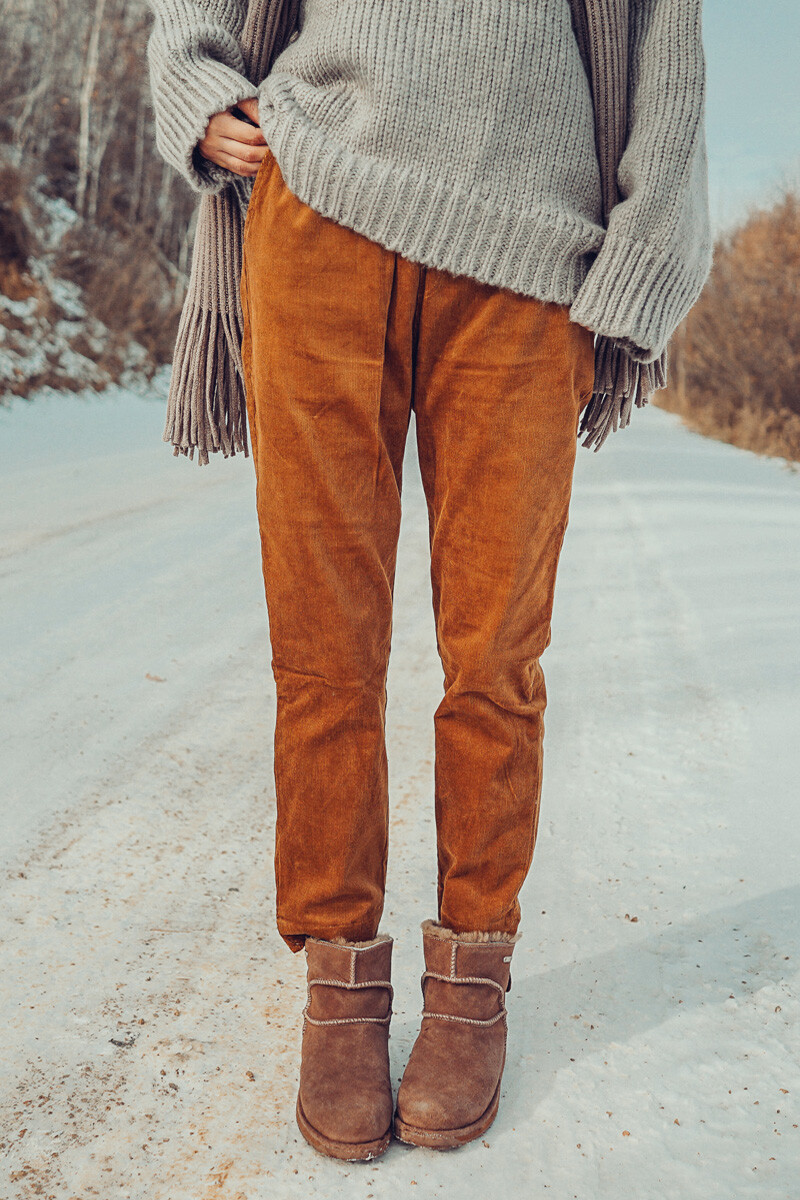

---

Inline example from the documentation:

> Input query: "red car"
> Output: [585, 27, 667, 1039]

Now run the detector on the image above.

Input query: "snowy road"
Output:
[1, 387, 799, 1199]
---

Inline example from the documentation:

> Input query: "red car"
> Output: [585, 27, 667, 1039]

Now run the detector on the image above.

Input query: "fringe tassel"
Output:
[163, 189, 250, 466]
[578, 336, 668, 452]
[163, 304, 249, 466]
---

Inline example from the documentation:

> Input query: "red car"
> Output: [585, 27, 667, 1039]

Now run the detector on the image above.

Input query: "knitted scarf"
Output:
[163, 0, 667, 463]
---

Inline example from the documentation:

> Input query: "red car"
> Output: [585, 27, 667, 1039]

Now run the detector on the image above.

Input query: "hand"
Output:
[196, 96, 267, 177]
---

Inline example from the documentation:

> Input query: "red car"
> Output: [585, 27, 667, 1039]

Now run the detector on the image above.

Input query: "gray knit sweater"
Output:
[146, 0, 711, 364]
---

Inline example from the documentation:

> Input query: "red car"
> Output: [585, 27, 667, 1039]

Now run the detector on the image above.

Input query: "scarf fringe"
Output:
[163, 189, 250, 466]
[578, 336, 668, 451]
[163, 302, 249, 465]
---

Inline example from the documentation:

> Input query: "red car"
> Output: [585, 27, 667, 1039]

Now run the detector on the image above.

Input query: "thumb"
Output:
[236, 95, 261, 125]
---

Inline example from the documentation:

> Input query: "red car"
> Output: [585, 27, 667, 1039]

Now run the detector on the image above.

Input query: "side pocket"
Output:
[573, 320, 596, 412]
[243, 143, 276, 247]
[239, 248, 261, 468]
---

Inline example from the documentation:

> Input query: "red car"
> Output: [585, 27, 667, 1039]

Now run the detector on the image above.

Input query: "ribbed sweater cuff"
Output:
[569, 231, 704, 363]
[152, 58, 257, 193]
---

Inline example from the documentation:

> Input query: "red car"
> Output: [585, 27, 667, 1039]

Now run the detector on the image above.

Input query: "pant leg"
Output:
[240, 148, 420, 952]
[411, 266, 596, 936]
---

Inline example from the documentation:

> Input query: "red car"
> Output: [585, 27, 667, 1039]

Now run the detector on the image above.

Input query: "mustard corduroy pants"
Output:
[240, 147, 595, 954]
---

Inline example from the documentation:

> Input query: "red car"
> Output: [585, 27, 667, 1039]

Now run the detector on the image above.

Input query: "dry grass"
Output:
[0, 155, 184, 399]
[54, 223, 184, 367]
[656, 189, 800, 461]
[0, 163, 38, 301]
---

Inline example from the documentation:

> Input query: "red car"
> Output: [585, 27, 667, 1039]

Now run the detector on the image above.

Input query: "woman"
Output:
[145, 0, 712, 1162]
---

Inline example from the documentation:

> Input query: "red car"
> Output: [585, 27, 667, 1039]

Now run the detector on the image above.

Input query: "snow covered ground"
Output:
[1, 387, 798, 1199]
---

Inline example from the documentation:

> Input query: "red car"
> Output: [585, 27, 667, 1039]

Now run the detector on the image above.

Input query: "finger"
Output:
[215, 149, 263, 177]
[214, 136, 267, 165]
[236, 96, 261, 125]
[213, 109, 266, 144]
[215, 110, 266, 144]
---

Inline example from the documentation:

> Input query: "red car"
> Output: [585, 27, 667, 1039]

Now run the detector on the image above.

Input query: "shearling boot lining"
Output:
[323, 933, 393, 949]
[421, 919, 521, 945]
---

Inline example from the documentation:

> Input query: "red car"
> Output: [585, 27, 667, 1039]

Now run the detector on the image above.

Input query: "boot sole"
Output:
[393, 1077, 502, 1151]
[296, 1094, 392, 1162]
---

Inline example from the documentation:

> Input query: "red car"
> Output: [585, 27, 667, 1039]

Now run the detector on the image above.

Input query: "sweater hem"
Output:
[256, 100, 605, 309]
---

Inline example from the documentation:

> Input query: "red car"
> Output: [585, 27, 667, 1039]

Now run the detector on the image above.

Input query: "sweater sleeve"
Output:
[569, 0, 714, 362]
[144, 0, 257, 194]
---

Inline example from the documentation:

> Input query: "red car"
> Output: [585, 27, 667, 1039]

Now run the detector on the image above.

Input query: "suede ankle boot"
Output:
[295, 933, 394, 1161]
[394, 919, 520, 1149]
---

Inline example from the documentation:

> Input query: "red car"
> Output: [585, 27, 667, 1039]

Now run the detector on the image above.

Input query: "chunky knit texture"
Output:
[147, 0, 711, 358]
[144, 0, 712, 460]
[254, 2, 604, 324]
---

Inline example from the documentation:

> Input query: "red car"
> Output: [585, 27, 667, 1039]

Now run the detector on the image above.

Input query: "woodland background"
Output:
[0, 0, 798, 459]
[0, 0, 194, 396]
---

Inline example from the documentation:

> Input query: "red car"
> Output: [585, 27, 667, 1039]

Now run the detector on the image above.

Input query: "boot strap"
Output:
[303, 977, 394, 1027]
[419, 970, 508, 1027]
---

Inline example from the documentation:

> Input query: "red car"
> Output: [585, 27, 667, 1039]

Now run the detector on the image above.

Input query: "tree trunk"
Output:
[76, 0, 107, 217]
